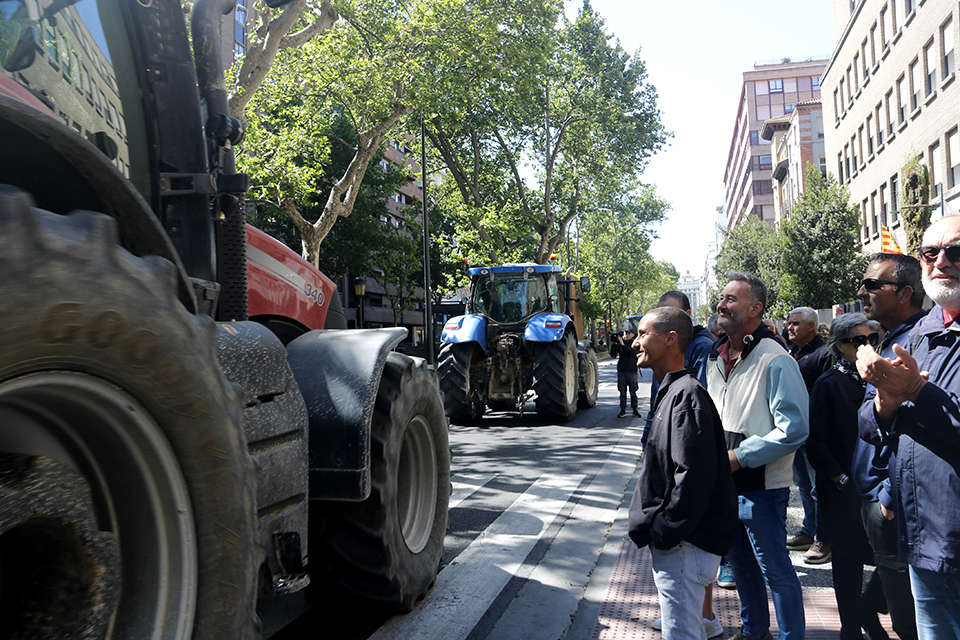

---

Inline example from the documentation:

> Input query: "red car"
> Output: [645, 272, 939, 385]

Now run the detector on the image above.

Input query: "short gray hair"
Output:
[788, 307, 817, 325]
[827, 312, 870, 358]
[727, 271, 767, 311]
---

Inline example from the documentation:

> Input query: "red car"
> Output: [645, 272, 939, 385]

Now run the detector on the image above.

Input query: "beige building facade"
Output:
[761, 100, 827, 224]
[723, 59, 828, 229]
[822, 0, 960, 254]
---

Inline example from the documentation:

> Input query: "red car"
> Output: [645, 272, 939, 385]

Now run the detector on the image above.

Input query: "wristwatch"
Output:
[834, 475, 849, 491]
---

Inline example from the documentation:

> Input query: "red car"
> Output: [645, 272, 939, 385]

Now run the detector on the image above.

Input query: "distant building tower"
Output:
[678, 271, 702, 323]
[723, 59, 828, 229]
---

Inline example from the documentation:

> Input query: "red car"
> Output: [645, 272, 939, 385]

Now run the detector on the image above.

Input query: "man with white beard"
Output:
[857, 215, 960, 637]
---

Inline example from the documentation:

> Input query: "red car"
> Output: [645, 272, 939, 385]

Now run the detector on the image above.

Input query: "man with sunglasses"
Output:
[851, 253, 926, 640]
[858, 216, 960, 638]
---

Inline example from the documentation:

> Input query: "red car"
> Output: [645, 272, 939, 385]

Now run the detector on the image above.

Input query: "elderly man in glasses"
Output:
[851, 253, 926, 640]
[857, 215, 960, 637]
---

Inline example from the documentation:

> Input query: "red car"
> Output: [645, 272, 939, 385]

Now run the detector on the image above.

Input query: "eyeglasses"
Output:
[918, 245, 960, 264]
[840, 333, 879, 347]
[859, 278, 903, 292]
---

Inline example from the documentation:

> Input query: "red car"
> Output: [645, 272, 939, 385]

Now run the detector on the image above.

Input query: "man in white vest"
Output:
[707, 272, 809, 640]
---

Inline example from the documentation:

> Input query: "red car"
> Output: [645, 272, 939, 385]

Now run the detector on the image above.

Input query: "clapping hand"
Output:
[856, 343, 928, 424]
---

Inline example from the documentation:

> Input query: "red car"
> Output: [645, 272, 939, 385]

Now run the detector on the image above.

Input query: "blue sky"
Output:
[563, 0, 836, 277]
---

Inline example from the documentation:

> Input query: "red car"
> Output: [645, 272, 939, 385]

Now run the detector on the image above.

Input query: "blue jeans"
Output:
[792, 445, 817, 538]
[909, 566, 960, 639]
[726, 488, 805, 639]
[650, 542, 721, 640]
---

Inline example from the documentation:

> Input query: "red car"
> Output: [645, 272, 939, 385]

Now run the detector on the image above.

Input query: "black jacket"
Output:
[628, 368, 738, 556]
[791, 334, 832, 394]
[610, 337, 639, 373]
[806, 365, 866, 481]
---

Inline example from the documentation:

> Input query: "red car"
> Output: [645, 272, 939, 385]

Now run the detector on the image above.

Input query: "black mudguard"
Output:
[286, 328, 408, 501]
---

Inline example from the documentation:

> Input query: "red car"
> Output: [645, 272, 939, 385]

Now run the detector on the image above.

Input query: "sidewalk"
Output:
[570, 355, 898, 640]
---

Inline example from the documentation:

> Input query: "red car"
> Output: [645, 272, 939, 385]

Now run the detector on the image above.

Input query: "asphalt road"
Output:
[263, 354, 836, 639]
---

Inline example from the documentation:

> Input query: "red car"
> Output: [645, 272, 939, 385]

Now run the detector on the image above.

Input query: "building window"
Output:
[871, 191, 879, 236]
[949, 128, 960, 188]
[852, 135, 859, 168]
[944, 18, 955, 78]
[876, 104, 884, 145]
[882, 6, 892, 47]
[234, 1, 247, 60]
[769, 79, 783, 93]
[753, 181, 773, 196]
[880, 184, 888, 227]
[897, 76, 907, 122]
[925, 41, 937, 95]
[867, 116, 874, 155]
[784, 104, 795, 113]
[931, 143, 943, 200]
[819, 155, 827, 177]
[910, 59, 922, 110]
[838, 154, 845, 183]
[904, 0, 914, 15]
[750, 131, 759, 145]
[862, 42, 870, 78]
[891, 175, 900, 222]
[870, 23, 879, 64]
[845, 144, 851, 179]
[812, 75, 821, 91]
[833, 89, 840, 118]
[759, 155, 772, 170]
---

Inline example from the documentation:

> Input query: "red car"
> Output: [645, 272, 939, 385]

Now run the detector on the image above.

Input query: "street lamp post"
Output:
[353, 276, 367, 329]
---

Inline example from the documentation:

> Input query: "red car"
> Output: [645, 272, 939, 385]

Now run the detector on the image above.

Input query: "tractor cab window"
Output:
[473, 274, 549, 324]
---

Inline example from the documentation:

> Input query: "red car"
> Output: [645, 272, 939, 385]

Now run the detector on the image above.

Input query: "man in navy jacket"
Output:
[857, 216, 960, 636]
[628, 307, 737, 640]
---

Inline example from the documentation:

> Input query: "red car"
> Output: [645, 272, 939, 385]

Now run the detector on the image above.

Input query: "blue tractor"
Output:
[439, 264, 600, 422]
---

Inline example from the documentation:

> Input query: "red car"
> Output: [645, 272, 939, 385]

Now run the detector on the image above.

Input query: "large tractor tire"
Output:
[308, 353, 450, 612]
[0, 187, 259, 639]
[437, 342, 486, 423]
[577, 347, 600, 408]
[533, 333, 579, 422]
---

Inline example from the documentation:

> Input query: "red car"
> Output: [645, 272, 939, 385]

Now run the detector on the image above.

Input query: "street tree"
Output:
[239, 0, 541, 266]
[714, 214, 785, 315]
[427, 0, 668, 264]
[779, 166, 867, 311]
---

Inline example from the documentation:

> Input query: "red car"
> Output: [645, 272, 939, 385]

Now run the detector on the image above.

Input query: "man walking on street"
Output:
[785, 307, 833, 565]
[708, 272, 809, 640]
[857, 216, 960, 637]
[611, 323, 641, 418]
[851, 252, 924, 640]
[628, 307, 737, 640]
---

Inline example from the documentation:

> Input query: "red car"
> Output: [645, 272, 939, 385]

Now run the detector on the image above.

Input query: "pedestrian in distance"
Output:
[708, 272, 809, 640]
[857, 215, 960, 638]
[610, 322, 641, 418]
[628, 307, 738, 640]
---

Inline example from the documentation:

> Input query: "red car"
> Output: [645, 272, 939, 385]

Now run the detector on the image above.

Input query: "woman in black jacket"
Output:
[806, 313, 887, 640]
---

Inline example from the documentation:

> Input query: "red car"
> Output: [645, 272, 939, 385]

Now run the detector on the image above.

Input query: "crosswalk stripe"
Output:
[448, 473, 498, 509]
[369, 473, 585, 640]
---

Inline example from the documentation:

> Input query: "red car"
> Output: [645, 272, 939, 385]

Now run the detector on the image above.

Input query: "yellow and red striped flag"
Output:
[880, 226, 903, 254]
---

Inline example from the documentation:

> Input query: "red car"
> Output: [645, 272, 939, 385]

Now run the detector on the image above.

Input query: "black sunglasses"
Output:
[840, 332, 879, 347]
[859, 278, 904, 291]
[918, 245, 960, 264]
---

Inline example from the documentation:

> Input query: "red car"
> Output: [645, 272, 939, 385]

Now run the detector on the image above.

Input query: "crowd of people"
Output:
[623, 214, 960, 640]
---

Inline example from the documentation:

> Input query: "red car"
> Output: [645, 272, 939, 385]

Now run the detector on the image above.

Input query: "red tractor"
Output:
[0, 0, 450, 638]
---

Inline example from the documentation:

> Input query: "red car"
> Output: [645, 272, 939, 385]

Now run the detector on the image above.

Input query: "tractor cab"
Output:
[470, 265, 557, 325]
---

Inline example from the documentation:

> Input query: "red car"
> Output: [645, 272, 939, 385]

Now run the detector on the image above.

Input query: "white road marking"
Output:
[448, 473, 498, 509]
[369, 473, 585, 640]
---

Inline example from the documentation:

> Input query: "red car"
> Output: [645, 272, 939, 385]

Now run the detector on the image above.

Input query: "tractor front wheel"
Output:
[533, 333, 579, 422]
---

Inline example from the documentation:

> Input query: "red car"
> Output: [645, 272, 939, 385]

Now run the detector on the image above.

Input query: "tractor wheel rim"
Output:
[0, 372, 197, 640]
[397, 414, 438, 554]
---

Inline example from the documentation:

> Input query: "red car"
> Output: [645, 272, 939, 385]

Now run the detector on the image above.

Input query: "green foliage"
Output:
[715, 215, 784, 314]
[778, 166, 867, 312]
[900, 155, 931, 253]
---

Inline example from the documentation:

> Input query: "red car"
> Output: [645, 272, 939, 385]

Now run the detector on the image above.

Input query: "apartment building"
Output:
[822, 0, 960, 253]
[723, 59, 828, 228]
[678, 272, 702, 322]
[761, 99, 827, 223]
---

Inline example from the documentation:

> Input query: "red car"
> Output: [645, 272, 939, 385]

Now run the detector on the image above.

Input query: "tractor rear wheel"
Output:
[533, 333, 579, 422]
[0, 187, 259, 640]
[578, 347, 600, 408]
[438, 342, 486, 423]
[307, 353, 450, 612]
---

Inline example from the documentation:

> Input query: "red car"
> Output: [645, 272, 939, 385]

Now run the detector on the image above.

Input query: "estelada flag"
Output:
[880, 225, 903, 254]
